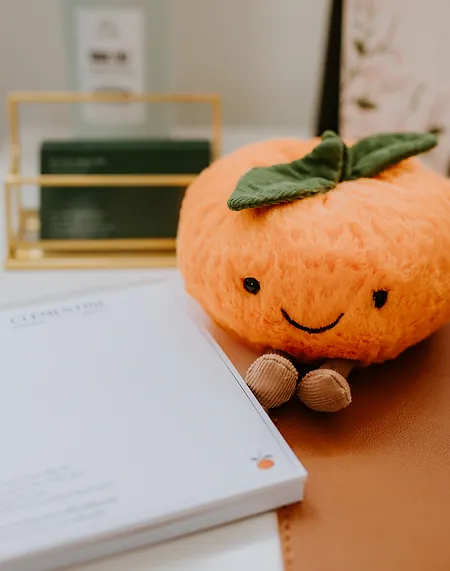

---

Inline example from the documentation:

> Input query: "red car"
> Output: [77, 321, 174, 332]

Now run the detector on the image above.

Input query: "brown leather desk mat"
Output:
[271, 325, 450, 571]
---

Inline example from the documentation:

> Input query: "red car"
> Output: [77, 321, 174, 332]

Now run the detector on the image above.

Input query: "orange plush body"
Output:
[177, 132, 450, 412]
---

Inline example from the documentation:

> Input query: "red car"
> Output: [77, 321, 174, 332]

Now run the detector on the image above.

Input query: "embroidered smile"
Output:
[281, 309, 344, 334]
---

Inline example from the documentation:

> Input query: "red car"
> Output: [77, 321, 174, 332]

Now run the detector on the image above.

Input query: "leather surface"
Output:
[273, 325, 450, 571]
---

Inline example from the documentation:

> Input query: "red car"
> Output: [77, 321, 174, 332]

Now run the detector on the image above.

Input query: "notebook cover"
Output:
[0, 280, 306, 571]
[39, 139, 211, 240]
[273, 325, 450, 571]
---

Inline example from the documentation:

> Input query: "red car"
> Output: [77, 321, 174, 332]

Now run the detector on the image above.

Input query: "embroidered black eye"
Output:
[243, 277, 260, 295]
[373, 289, 388, 309]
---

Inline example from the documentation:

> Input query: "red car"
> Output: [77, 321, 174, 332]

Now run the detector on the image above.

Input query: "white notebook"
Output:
[0, 279, 306, 571]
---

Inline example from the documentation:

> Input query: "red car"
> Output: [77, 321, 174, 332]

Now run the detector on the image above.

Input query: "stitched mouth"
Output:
[281, 308, 344, 334]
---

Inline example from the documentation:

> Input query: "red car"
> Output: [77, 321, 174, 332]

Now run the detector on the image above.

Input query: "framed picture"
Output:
[318, 0, 450, 175]
[62, 0, 172, 138]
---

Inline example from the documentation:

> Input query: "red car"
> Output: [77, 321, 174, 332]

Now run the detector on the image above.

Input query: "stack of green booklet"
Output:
[39, 139, 211, 240]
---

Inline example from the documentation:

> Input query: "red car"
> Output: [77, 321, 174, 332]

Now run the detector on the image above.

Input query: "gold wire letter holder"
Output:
[4, 91, 222, 269]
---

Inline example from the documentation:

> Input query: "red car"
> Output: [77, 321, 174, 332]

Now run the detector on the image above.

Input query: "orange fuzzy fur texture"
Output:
[177, 137, 450, 365]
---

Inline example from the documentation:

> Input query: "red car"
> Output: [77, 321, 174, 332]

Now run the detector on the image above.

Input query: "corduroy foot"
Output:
[298, 369, 352, 412]
[245, 353, 298, 409]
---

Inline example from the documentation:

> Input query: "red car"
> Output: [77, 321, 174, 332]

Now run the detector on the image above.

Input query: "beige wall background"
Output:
[0, 0, 331, 138]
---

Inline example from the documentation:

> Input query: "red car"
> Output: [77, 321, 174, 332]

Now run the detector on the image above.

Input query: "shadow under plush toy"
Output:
[177, 131, 450, 412]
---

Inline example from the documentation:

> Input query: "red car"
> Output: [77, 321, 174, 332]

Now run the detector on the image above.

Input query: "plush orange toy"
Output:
[177, 131, 450, 412]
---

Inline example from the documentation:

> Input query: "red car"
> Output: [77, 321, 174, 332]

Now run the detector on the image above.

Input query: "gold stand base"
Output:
[5, 251, 177, 270]
[6, 209, 178, 270]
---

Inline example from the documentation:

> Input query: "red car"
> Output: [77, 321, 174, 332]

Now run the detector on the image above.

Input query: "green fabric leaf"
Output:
[227, 131, 347, 211]
[226, 130, 438, 212]
[349, 132, 437, 180]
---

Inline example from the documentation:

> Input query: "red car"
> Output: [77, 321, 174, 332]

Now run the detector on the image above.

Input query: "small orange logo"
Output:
[252, 453, 275, 470]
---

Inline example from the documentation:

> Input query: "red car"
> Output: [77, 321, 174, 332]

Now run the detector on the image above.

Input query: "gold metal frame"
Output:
[4, 91, 222, 270]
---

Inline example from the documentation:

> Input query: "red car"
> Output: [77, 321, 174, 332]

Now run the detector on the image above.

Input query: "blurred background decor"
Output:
[0, 0, 330, 142]
[63, 0, 172, 138]
[0, 0, 331, 270]
[339, 0, 450, 175]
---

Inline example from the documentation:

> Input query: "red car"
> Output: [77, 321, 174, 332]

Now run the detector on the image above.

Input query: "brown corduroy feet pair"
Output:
[245, 350, 354, 412]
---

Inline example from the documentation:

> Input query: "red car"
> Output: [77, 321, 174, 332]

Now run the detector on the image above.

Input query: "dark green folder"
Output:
[39, 139, 211, 240]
